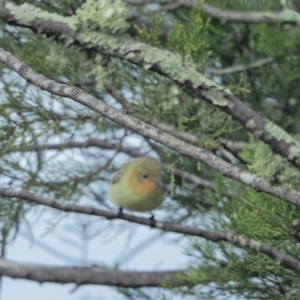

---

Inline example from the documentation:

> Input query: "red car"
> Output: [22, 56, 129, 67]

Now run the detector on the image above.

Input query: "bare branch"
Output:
[151, 121, 199, 144]
[222, 140, 245, 153]
[206, 57, 274, 75]
[125, 0, 196, 7]
[220, 144, 248, 165]
[21, 139, 140, 157]
[54, 133, 127, 185]
[172, 167, 234, 197]
[126, 0, 173, 5]
[0, 257, 184, 287]
[1, 2, 298, 170]
[293, 0, 300, 13]
[1, 189, 300, 274]
[201, 3, 300, 25]
[1, 48, 300, 207]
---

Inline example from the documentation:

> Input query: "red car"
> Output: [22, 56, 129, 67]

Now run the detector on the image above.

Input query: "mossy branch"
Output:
[1, 1, 300, 170]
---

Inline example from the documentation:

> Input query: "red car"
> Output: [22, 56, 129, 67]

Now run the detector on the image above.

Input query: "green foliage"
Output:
[167, 9, 211, 71]
[205, 0, 300, 134]
[248, 141, 300, 187]
[132, 10, 238, 150]
[70, 0, 129, 34]
[135, 13, 165, 47]
[183, 139, 300, 299]
[3, 1, 300, 300]
[0, 199, 24, 244]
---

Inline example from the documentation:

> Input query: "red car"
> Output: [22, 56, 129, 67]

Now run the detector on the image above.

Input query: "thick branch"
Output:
[201, 3, 300, 25]
[0, 258, 184, 287]
[0, 2, 76, 41]
[1, 188, 300, 274]
[1, 2, 299, 170]
[1, 48, 300, 207]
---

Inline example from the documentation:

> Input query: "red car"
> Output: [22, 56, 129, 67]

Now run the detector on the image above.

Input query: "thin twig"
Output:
[201, 3, 300, 25]
[206, 57, 273, 75]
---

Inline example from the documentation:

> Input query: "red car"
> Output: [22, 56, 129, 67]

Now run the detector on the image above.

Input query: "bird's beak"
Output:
[155, 180, 165, 190]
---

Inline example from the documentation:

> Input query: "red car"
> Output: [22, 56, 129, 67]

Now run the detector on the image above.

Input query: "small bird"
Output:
[109, 156, 165, 213]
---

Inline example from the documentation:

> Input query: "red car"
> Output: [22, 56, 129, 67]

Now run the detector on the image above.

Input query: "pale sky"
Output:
[2, 205, 189, 300]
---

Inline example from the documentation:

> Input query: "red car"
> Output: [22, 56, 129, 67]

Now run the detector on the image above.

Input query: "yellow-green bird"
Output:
[109, 156, 165, 212]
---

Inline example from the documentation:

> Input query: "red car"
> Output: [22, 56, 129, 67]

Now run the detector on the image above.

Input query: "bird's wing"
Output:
[111, 162, 129, 184]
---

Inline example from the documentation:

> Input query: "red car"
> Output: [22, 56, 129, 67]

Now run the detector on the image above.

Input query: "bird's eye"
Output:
[143, 174, 148, 178]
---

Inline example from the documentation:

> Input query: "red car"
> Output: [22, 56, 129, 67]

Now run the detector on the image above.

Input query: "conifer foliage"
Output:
[1, 0, 300, 299]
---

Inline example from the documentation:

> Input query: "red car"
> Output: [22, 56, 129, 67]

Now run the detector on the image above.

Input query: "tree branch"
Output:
[1, 1, 298, 170]
[201, 3, 300, 25]
[105, 84, 247, 154]
[10, 140, 137, 158]
[172, 167, 234, 197]
[125, 0, 175, 5]
[293, 0, 300, 13]
[206, 57, 274, 75]
[1, 188, 300, 274]
[1, 48, 300, 207]
[0, 257, 184, 287]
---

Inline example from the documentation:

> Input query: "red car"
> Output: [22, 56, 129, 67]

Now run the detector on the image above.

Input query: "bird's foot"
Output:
[149, 212, 156, 228]
[117, 207, 124, 218]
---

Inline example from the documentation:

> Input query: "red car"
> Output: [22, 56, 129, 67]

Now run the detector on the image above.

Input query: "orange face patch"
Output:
[135, 181, 156, 196]
[126, 169, 157, 197]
